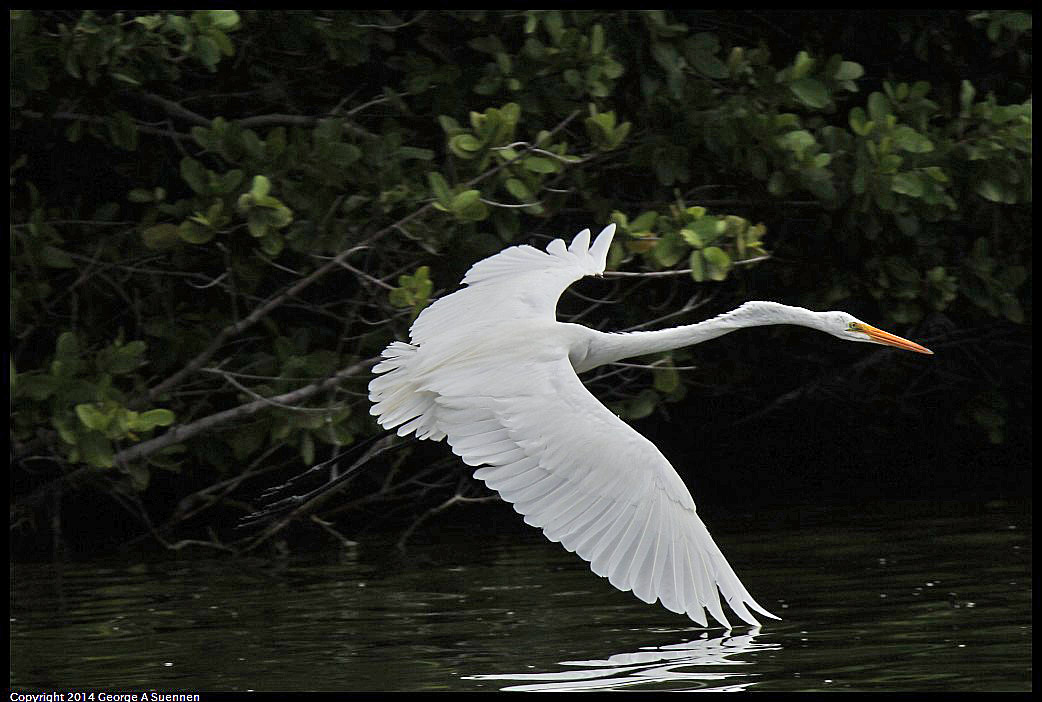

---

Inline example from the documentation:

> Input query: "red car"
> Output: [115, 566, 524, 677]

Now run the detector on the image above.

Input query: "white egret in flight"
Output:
[368, 224, 932, 628]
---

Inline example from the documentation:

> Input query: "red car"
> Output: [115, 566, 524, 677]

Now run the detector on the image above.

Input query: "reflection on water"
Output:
[464, 630, 779, 691]
[10, 499, 1031, 692]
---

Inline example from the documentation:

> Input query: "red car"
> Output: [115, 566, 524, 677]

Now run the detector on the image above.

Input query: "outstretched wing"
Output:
[368, 224, 777, 627]
[408, 224, 614, 345]
[376, 348, 776, 627]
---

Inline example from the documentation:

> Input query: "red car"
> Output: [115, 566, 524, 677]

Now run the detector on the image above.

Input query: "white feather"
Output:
[368, 224, 783, 628]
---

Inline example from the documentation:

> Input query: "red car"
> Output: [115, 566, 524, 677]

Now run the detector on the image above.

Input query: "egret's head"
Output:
[820, 311, 933, 354]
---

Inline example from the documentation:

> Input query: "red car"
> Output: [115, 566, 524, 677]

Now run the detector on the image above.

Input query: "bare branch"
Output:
[237, 435, 400, 552]
[140, 92, 210, 127]
[348, 11, 428, 31]
[396, 493, 499, 550]
[117, 358, 377, 466]
[603, 255, 770, 279]
[19, 109, 190, 140]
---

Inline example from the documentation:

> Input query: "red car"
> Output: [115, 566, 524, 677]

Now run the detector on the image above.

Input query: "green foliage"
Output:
[11, 332, 175, 490]
[236, 175, 294, 254]
[434, 101, 583, 226]
[469, 12, 625, 104]
[8, 11, 1031, 543]
[584, 106, 631, 151]
[389, 266, 434, 319]
[610, 204, 767, 282]
[10, 10, 239, 108]
[969, 10, 1032, 45]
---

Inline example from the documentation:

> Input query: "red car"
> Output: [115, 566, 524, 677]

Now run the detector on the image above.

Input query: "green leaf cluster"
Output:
[236, 175, 294, 255]
[434, 101, 582, 232]
[388, 266, 434, 319]
[584, 106, 631, 152]
[611, 204, 767, 282]
[468, 13, 625, 104]
[11, 332, 175, 489]
[11, 10, 238, 109]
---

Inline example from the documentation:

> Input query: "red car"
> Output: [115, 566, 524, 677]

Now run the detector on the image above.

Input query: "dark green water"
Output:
[10, 499, 1031, 692]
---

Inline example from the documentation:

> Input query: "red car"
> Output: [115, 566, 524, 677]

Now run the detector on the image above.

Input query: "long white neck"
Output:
[575, 301, 829, 372]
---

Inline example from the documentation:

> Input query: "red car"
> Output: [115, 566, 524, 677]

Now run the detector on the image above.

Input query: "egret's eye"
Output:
[847, 322, 861, 332]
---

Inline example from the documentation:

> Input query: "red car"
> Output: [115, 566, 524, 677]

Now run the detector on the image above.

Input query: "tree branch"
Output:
[119, 358, 377, 465]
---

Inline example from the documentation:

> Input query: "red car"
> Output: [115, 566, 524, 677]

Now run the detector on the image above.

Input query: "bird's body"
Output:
[368, 224, 932, 628]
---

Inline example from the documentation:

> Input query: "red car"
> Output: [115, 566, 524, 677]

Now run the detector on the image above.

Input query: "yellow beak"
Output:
[859, 324, 934, 355]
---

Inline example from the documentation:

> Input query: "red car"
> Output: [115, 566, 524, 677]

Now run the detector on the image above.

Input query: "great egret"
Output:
[368, 224, 932, 628]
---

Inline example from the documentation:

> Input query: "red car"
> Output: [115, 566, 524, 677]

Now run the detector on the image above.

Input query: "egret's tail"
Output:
[368, 342, 445, 441]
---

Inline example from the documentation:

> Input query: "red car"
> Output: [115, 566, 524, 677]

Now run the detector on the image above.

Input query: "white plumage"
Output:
[368, 223, 774, 628]
[368, 223, 932, 628]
